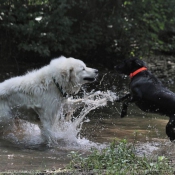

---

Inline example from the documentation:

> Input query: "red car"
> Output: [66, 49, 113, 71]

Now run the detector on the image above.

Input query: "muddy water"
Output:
[0, 63, 174, 172]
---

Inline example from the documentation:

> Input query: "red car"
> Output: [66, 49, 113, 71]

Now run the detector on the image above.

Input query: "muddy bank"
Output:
[136, 139, 174, 157]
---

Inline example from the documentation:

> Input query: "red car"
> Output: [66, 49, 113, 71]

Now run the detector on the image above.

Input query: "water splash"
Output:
[5, 90, 118, 149]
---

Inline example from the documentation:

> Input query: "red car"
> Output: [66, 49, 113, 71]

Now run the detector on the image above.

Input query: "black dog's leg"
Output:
[120, 88, 143, 118]
[166, 116, 175, 141]
[115, 93, 132, 118]
[120, 94, 135, 118]
[121, 100, 129, 118]
[116, 93, 131, 102]
[116, 93, 136, 118]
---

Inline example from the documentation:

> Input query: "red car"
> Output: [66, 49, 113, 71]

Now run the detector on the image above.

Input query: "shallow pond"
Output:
[0, 62, 174, 172]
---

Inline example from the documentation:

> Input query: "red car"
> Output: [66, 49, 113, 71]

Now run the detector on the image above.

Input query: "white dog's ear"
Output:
[62, 67, 75, 82]
[69, 67, 76, 82]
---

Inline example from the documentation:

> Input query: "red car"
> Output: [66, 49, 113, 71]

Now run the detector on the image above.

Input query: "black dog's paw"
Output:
[121, 109, 127, 118]
[169, 135, 175, 142]
[166, 122, 175, 142]
[169, 132, 175, 142]
[170, 139, 175, 142]
[121, 103, 128, 118]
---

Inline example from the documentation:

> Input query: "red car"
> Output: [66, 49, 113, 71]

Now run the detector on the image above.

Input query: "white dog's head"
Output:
[50, 56, 98, 95]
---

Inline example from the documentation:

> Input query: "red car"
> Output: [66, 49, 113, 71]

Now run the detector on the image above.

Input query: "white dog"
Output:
[0, 56, 103, 141]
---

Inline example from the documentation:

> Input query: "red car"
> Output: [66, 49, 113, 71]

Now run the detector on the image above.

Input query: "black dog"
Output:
[115, 57, 175, 141]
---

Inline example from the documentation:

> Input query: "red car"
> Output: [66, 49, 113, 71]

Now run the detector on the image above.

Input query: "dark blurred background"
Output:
[1, 0, 175, 69]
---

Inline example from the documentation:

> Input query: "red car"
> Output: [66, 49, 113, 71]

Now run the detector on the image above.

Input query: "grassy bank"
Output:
[0, 139, 174, 175]
[67, 139, 174, 175]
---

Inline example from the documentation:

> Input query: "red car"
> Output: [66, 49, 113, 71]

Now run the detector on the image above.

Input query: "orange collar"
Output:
[129, 67, 147, 78]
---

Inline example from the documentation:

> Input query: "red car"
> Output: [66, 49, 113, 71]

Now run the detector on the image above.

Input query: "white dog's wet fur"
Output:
[0, 56, 107, 143]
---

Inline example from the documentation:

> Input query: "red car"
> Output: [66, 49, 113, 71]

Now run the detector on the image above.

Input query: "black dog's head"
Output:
[115, 58, 147, 75]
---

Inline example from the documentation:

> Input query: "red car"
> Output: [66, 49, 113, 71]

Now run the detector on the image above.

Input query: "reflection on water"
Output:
[83, 116, 168, 143]
[0, 139, 70, 171]
[0, 64, 174, 171]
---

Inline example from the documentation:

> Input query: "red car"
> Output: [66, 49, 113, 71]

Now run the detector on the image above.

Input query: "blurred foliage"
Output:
[0, 0, 175, 67]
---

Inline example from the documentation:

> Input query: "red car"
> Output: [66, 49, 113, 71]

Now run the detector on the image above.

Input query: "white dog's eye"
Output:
[82, 67, 85, 71]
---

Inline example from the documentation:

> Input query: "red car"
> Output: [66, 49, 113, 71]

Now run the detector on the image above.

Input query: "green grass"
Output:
[67, 139, 174, 175]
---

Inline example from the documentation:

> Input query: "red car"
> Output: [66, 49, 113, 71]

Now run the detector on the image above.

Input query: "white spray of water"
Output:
[6, 90, 118, 149]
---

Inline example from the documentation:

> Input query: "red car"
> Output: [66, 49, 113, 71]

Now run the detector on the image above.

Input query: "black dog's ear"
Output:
[133, 58, 147, 67]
